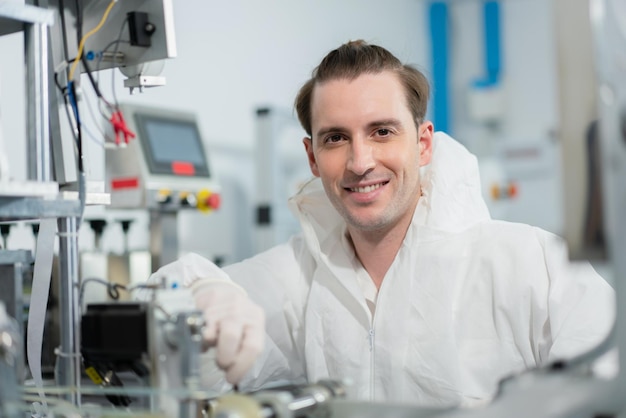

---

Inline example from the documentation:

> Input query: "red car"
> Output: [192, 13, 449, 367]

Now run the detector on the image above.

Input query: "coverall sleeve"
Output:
[222, 234, 313, 390]
[148, 236, 312, 392]
[537, 228, 617, 377]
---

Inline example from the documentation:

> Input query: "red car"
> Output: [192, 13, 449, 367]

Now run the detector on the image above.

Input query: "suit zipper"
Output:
[369, 327, 375, 400]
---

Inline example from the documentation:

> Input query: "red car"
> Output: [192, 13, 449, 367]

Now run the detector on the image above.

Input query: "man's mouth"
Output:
[347, 181, 388, 193]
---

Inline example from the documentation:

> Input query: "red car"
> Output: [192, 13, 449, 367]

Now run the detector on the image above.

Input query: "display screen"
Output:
[135, 114, 210, 177]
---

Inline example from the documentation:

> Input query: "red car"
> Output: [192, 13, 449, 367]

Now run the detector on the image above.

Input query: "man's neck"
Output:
[348, 221, 410, 290]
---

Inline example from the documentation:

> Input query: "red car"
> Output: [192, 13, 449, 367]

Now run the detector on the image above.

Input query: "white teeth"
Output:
[350, 183, 382, 193]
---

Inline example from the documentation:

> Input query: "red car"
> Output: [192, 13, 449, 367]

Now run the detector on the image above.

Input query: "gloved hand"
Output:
[147, 253, 266, 384]
[191, 281, 265, 384]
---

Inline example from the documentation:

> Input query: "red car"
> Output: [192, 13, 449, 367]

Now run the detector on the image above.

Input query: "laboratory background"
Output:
[0, 0, 587, 265]
[0, 0, 625, 416]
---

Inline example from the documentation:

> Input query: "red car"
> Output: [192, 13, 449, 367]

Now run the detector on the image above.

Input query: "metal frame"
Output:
[0, 2, 83, 408]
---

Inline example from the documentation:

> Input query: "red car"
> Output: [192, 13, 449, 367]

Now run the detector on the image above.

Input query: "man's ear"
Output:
[303, 137, 320, 177]
[418, 121, 434, 166]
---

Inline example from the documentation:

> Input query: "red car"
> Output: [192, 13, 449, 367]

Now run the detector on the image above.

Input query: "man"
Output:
[152, 40, 615, 407]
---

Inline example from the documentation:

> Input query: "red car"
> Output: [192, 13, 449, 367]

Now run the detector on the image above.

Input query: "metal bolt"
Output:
[186, 314, 205, 335]
[0, 331, 16, 365]
[0, 331, 13, 348]
[144, 22, 156, 35]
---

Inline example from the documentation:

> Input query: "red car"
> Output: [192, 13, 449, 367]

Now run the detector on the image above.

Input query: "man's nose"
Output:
[347, 138, 375, 175]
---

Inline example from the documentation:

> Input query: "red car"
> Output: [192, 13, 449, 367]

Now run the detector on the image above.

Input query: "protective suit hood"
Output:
[288, 131, 491, 256]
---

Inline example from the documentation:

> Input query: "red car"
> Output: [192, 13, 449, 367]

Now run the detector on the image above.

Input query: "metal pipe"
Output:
[214, 381, 346, 418]
[56, 217, 81, 406]
[25, 22, 51, 182]
[149, 210, 179, 270]
[177, 311, 204, 418]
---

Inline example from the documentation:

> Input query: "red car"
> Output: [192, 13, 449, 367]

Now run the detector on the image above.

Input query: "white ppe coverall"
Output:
[157, 132, 615, 407]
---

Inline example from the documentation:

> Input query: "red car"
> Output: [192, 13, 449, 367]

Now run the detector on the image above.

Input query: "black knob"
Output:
[88, 219, 107, 236]
[0, 223, 11, 237]
[30, 222, 40, 237]
[119, 219, 133, 234]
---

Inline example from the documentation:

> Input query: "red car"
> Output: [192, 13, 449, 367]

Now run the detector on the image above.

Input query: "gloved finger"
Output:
[202, 305, 229, 346]
[197, 288, 241, 343]
[201, 300, 248, 348]
[212, 300, 265, 382]
[220, 303, 265, 383]
[224, 319, 265, 384]
[215, 316, 245, 370]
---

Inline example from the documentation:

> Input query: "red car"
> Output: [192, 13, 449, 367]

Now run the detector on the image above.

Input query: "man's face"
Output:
[304, 71, 433, 235]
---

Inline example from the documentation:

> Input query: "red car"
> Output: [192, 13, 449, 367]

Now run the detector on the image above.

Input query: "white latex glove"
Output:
[191, 281, 265, 384]
[147, 253, 265, 384]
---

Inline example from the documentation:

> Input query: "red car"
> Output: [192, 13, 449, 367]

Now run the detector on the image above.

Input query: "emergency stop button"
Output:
[197, 189, 221, 213]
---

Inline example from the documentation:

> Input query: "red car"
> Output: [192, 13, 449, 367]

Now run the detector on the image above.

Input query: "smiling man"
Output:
[303, 67, 432, 289]
[151, 40, 615, 407]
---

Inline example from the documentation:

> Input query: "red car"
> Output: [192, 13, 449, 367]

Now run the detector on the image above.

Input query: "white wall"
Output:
[0, 0, 565, 266]
[112, 0, 430, 149]
[446, 0, 565, 235]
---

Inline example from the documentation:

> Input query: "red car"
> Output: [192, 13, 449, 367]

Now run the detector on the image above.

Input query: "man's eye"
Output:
[326, 134, 343, 143]
[377, 128, 390, 136]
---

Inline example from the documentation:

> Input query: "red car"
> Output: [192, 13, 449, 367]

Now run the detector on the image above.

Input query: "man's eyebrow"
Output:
[315, 126, 347, 138]
[367, 119, 404, 130]
[315, 119, 404, 138]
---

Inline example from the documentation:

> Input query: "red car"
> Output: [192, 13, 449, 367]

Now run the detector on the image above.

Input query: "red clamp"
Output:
[110, 111, 136, 145]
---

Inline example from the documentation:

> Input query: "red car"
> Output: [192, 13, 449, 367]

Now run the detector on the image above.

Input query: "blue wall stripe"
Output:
[484, 1, 501, 84]
[429, 2, 450, 134]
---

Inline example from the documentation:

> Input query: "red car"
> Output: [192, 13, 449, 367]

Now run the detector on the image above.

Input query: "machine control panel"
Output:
[105, 104, 220, 212]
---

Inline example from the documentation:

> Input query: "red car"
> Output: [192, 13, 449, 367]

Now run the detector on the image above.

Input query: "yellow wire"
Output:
[68, 0, 117, 81]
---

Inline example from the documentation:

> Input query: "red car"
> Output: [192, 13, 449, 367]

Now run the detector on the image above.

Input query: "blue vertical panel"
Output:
[429, 2, 450, 134]
[484, 1, 501, 85]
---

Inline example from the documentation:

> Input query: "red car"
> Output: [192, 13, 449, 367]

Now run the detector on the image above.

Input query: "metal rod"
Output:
[177, 312, 204, 418]
[56, 216, 81, 405]
[25, 22, 51, 182]
[99, 51, 125, 63]
[149, 210, 179, 270]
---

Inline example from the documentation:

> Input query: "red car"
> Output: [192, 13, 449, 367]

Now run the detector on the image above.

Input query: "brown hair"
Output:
[295, 40, 430, 136]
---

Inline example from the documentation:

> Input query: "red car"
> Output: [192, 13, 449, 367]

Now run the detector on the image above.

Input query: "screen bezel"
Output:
[133, 112, 211, 177]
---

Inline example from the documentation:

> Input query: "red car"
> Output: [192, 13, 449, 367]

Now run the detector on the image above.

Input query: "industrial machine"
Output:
[79, 287, 209, 417]
[0, 0, 214, 415]
[105, 103, 221, 271]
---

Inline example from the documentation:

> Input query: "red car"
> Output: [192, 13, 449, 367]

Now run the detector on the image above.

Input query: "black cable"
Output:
[95, 16, 131, 77]
[67, 80, 86, 231]
[75, 0, 83, 45]
[81, 54, 105, 100]
[95, 38, 130, 93]
[62, 100, 78, 146]
[54, 71, 66, 95]
[54, 57, 79, 95]
[108, 283, 123, 300]
[100, 39, 130, 56]
[93, 19, 130, 116]
[80, 55, 115, 142]
[82, 84, 111, 144]
[68, 82, 84, 173]
[58, 0, 70, 66]
[59, 79, 78, 145]
[79, 278, 121, 313]
[79, 277, 155, 312]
